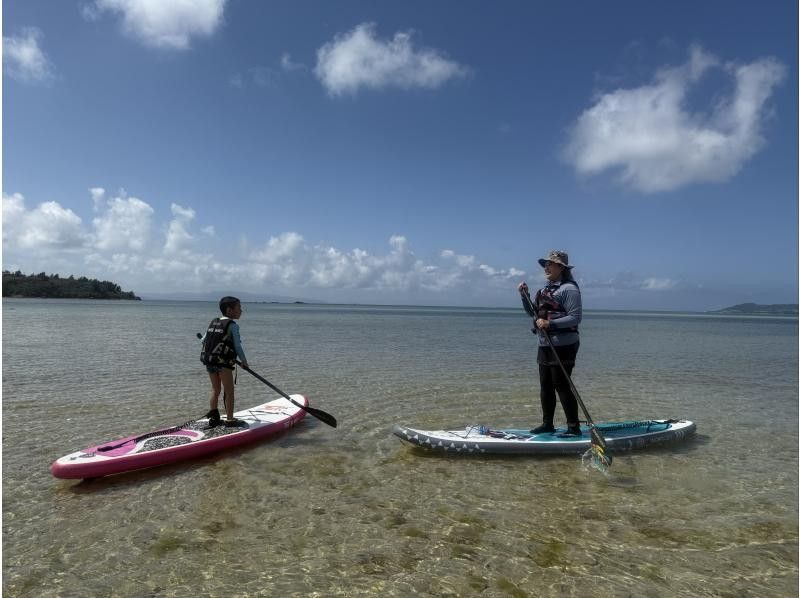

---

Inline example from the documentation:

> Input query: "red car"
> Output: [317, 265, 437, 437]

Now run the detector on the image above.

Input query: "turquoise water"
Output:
[3, 299, 798, 597]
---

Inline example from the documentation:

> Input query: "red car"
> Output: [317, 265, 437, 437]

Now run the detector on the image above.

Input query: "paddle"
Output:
[520, 290, 612, 470]
[236, 361, 338, 428]
[196, 332, 337, 428]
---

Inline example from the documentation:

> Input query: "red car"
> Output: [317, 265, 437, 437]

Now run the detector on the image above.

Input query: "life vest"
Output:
[534, 282, 578, 333]
[200, 318, 236, 368]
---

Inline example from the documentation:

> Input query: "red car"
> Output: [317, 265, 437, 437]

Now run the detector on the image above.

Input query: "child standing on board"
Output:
[200, 296, 250, 427]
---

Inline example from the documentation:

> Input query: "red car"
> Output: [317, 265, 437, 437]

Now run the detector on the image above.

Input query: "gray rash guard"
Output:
[522, 281, 582, 347]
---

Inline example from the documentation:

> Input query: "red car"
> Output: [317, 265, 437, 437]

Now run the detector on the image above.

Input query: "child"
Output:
[200, 296, 249, 427]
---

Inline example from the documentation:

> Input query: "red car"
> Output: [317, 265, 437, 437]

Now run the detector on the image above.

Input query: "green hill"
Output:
[2, 271, 141, 300]
[712, 302, 798, 316]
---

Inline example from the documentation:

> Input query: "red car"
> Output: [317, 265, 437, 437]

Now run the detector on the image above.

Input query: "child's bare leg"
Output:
[220, 368, 235, 420]
[208, 371, 222, 411]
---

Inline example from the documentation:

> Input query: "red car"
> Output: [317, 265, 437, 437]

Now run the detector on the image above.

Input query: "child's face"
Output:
[227, 302, 243, 319]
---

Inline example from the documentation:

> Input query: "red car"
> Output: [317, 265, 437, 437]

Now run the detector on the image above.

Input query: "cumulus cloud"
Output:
[89, 187, 106, 211]
[2, 193, 84, 250]
[640, 277, 677, 291]
[563, 45, 786, 192]
[247, 233, 421, 290]
[3, 27, 55, 83]
[2, 189, 531, 301]
[164, 203, 196, 253]
[86, 0, 227, 50]
[92, 191, 154, 251]
[584, 272, 679, 293]
[3, 188, 700, 307]
[315, 22, 469, 96]
[243, 234, 527, 294]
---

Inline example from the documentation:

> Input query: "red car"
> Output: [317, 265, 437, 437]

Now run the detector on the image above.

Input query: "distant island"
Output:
[711, 302, 798, 316]
[2, 271, 141, 300]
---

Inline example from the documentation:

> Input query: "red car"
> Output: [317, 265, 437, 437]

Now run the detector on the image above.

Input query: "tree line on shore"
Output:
[712, 302, 798, 315]
[2, 271, 141, 300]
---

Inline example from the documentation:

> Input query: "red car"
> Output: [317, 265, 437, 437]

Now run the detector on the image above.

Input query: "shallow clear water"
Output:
[3, 299, 798, 597]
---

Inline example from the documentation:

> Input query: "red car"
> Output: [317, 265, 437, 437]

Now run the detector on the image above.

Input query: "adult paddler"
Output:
[518, 250, 583, 436]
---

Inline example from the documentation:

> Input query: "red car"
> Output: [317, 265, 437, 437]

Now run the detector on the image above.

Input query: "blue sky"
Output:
[3, 1, 797, 310]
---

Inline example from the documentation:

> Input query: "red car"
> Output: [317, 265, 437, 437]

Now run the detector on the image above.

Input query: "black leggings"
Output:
[537, 342, 579, 425]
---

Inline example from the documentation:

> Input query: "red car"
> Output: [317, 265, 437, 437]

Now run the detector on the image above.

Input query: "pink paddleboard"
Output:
[51, 395, 308, 479]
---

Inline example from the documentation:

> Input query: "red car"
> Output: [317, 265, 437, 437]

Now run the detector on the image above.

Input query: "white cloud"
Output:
[92, 193, 154, 251]
[1, 193, 26, 234]
[243, 235, 526, 293]
[315, 22, 469, 96]
[641, 277, 677, 291]
[3, 189, 700, 305]
[3, 28, 54, 83]
[563, 45, 786, 193]
[89, 187, 106, 211]
[3, 188, 531, 297]
[584, 272, 679, 293]
[281, 53, 306, 72]
[87, 0, 227, 50]
[4, 189, 705, 307]
[2, 193, 84, 250]
[164, 203, 196, 253]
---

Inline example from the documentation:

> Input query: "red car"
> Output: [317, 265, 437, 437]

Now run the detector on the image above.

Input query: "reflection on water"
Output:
[2, 299, 798, 596]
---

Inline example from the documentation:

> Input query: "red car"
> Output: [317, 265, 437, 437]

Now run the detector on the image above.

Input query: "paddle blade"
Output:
[303, 405, 338, 428]
[590, 426, 608, 452]
[588, 426, 612, 472]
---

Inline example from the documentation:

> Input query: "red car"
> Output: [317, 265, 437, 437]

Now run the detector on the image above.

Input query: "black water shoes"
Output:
[558, 425, 582, 437]
[530, 423, 556, 434]
[205, 408, 222, 427]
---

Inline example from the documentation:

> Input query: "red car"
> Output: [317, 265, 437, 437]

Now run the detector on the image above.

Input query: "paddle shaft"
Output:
[236, 361, 338, 428]
[197, 332, 337, 427]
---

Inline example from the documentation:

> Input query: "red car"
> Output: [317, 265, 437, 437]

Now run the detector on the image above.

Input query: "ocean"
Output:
[2, 299, 798, 597]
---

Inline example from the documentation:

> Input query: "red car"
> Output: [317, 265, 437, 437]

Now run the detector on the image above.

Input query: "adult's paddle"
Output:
[196, 332, 337, 428]
[520, 290, 611, 470]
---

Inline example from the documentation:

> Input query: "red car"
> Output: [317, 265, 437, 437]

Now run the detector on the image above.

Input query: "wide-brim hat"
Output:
[537, 250, 573, 269]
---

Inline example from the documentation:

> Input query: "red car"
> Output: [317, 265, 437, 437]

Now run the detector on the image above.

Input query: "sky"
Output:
[2, 0, 797, 310]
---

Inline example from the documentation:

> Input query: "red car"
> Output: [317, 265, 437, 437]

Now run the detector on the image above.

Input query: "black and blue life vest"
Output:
[534, 281, 579, 333]
[200, 318, 236, 368]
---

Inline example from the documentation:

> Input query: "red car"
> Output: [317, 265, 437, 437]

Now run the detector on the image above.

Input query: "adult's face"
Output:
[543, 261, 564, 282]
